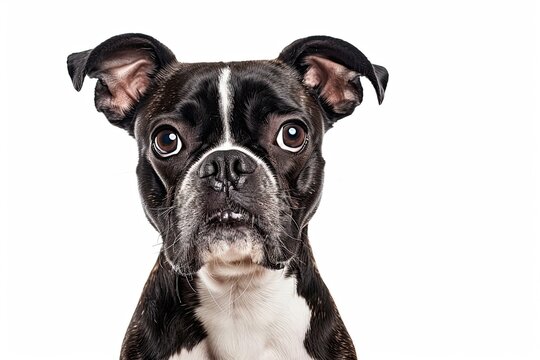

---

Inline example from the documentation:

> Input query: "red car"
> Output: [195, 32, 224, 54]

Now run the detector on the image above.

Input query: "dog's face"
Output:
[138, 62, 326, 274]
[68, 34, 388, 275]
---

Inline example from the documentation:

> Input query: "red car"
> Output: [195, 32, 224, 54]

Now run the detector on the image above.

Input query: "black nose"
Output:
[198, 150, 257, 192]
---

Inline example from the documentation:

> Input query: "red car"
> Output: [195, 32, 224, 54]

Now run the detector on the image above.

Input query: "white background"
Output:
[1, 1, 539, 359]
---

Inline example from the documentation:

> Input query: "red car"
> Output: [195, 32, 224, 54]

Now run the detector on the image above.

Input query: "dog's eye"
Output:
[277, 122, 307, 153]
[153, 127, 182, 157]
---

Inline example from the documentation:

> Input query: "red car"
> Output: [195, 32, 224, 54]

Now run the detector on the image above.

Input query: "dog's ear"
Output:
[278, 36, 388, 129]
[67, 33, 176, 135]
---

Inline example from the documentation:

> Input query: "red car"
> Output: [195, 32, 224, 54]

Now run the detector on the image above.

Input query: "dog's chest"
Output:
[171, 267, 313, 360]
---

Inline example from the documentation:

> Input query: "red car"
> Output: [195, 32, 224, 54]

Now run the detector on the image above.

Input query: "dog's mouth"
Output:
[205, 208, 253, 226]
[193, 207, 266, 271]
[203, 203, 267, 233]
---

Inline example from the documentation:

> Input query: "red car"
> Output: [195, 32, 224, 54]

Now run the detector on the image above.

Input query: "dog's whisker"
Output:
[184, 273, 197, 294]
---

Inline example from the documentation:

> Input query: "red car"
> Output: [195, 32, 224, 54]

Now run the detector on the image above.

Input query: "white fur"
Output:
[218, 67, 233, 145]
[193, 264, 314, 360]
[168, 340, 211, 360]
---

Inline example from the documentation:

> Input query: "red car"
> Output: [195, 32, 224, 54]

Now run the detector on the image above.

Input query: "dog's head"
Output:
[68, 34, 388, 275]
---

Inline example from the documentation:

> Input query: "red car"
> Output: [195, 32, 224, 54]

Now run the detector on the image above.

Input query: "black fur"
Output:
[67, 34, 388, 360]
[120, 255, 206, 359]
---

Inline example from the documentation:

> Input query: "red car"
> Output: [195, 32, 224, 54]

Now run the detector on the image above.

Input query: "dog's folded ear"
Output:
[67, 33, 176, 135]
[278, 36, 388, 129]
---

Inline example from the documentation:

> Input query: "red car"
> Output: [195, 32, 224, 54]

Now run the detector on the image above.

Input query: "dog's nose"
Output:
[198, 150, 257, 191]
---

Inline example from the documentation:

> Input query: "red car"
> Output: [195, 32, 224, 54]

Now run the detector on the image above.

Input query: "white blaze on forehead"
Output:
[218, 67, 233, 144]
[175, 67, 278, 194]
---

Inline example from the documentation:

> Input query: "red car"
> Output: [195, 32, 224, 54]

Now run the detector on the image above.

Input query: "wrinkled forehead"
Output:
[134, 60, 320, 141]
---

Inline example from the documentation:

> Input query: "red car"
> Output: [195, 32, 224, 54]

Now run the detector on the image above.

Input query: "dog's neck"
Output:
[122, 234, 356, 360]
[190, 260, 313, 360]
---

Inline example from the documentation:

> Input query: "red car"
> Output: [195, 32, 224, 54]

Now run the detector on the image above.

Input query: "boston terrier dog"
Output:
[67, 34, 388, 360]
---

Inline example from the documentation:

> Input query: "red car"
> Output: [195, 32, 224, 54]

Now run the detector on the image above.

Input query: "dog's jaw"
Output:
[200, 236, 265, 268]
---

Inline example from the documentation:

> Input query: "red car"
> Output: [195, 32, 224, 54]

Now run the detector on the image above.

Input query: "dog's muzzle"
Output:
[163, 147, 296, 275]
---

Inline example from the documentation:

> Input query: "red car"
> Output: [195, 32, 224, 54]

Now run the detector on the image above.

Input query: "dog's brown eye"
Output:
[277, 122, 307, 153]
[153, 128, 182, 157]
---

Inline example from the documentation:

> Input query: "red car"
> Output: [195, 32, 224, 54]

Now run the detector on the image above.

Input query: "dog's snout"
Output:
[198, 150, 257, 191]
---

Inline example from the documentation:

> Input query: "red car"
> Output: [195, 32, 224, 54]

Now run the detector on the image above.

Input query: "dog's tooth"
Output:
[222, 211, 230, 221]
[230, 212, 242, 220]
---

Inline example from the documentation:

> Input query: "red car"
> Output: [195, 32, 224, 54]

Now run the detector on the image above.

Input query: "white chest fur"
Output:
[171, 263, 313, 360]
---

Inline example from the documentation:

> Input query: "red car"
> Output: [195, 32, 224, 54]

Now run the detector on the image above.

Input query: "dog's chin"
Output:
[164, 206, 296, 275]
[199, 233, 266, 279]
[164, 223, 267, 276]
[200, 225, 265, 263]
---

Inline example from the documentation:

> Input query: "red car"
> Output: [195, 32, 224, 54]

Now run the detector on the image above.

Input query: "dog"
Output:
[67, 33, 388, 360]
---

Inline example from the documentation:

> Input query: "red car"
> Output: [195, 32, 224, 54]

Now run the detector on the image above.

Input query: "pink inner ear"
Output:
[303, 56, 361, 114]
[96, 50, 156, 115]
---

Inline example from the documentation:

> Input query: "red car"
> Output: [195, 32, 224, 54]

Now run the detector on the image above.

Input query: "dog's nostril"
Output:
[199, 161, 218, 178]
[233, 157, 256, 175]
